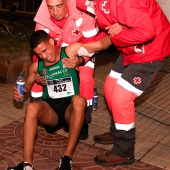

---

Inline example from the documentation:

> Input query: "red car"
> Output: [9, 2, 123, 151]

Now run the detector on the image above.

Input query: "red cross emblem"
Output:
[72, 29, 81, 36]
[43, 69, 47, 75]
[133, 77, 141, 84]
[102, 1, 110, 14]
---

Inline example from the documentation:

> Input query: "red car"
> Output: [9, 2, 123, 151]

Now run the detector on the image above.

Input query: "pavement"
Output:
[0, 50, 169, 170]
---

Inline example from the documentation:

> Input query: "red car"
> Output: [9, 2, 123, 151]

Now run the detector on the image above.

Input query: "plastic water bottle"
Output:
[16, 72, 25, 103]
[92, 88, 98, 111]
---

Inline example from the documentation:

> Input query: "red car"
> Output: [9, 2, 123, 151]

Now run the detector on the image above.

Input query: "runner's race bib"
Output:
[47, 77, 75, 98]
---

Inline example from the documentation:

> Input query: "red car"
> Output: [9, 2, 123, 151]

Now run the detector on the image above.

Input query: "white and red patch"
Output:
[102, 1, 110, 14]
[133, 77, 141, 84]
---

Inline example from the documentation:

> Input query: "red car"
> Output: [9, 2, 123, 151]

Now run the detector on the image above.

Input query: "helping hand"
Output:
[62, 56, 83, 69]
[78, 47, 95, 57]
[106, 23, 123, 36]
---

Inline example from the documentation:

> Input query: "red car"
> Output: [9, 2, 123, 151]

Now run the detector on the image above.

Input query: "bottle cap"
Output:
[19, 72, 23, 76]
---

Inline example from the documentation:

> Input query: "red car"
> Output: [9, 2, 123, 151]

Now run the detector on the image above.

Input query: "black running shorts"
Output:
[43, 97, 72, 132]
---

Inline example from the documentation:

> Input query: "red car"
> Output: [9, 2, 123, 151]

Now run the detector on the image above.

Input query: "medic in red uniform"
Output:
[76, 0, 170, 166]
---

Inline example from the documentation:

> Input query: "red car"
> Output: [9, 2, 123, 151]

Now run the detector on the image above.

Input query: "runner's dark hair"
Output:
[30, 30, 50, 49]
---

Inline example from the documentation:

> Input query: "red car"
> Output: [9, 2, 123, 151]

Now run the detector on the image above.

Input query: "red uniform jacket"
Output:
[77, 0, 170, 65]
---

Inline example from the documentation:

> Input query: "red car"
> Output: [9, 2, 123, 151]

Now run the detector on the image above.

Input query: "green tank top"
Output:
[38, 47, 79, 100]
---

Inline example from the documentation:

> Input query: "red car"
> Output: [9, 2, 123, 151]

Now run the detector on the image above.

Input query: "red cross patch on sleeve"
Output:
[133, 77, 141, 84]
[102, 1, 110, 14]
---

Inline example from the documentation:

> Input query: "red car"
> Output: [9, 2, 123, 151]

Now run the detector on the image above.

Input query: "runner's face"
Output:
[46, 0, 69, 20]
[33, 40, 56, 63]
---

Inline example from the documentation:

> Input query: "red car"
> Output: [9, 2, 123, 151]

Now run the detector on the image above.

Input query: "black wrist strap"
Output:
[79, 56, 85, 66]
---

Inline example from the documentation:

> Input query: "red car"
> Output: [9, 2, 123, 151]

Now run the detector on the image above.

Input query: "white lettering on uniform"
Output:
[49, 66, 59, 71]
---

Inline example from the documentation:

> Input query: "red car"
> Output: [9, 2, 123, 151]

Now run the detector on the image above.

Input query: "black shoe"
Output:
[79, 123, 89, 140]
[58, 156, 72, 170]
[7, 162, 34, 170]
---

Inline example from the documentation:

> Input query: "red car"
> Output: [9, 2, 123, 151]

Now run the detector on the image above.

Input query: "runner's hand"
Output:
[13, 86, 23, 101]
[35, 74, 46, 85]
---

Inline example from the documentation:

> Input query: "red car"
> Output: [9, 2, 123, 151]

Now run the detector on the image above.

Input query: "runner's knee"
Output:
[72, 95, 86, 109]
[25, 102, 39, 119]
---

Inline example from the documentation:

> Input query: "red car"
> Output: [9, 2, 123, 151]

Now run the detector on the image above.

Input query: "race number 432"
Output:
[47, 77, 74, 98]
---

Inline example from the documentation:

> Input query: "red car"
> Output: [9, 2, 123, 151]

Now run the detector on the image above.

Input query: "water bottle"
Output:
[92, 88, 98, 111]
[16, 72, 25, 103]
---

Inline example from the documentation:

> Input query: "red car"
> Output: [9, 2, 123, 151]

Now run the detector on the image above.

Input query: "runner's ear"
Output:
[49, 38, 54, 46]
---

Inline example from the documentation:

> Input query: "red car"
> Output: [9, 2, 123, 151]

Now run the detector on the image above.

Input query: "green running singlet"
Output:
[38, 47, 79, 100]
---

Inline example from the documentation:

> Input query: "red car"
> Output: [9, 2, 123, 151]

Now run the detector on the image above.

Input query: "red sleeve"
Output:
[110, 1, 155, 47]
[76, 0, 95, 15]
[32, 54, 38, 62]
[76, 0, 87, 11]
[80, 31, 107, 43]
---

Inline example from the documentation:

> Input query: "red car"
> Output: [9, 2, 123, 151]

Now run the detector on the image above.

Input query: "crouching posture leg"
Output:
[7, 95, 86, 170]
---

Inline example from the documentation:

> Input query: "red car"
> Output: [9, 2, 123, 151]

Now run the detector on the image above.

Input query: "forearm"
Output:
[24, 62, 38, 93]
[24, 78, 35, 93]
[82, 35, 112, 53]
